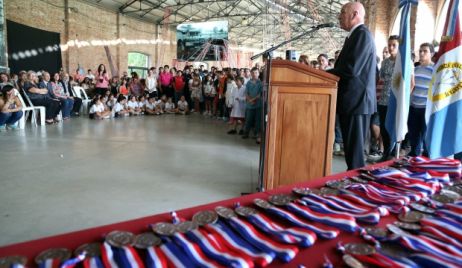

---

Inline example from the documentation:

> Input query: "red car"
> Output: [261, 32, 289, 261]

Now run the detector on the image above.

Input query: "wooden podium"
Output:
[263, 60, 339, 190]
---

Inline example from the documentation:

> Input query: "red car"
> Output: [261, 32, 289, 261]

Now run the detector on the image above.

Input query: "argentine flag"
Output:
[426, 0, 462, 158]
[385, 0, 418, 145]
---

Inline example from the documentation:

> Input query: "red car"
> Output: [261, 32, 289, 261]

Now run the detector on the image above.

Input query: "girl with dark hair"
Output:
[0, 85, 23, 130]
[95, 64, 109, 95]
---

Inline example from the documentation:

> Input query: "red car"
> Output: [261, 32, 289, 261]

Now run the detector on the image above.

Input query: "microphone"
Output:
[315, 23, 336, 29]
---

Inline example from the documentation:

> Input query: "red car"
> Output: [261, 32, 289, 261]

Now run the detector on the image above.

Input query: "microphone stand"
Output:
[251, 23, 333, 193]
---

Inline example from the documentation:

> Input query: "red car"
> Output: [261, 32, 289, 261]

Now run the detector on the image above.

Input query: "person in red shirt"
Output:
[159, 65, 173, 99]
[172, 70, 185, 104]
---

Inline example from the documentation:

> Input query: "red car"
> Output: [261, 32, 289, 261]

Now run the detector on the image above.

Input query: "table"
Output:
[0, 161, 394, 267]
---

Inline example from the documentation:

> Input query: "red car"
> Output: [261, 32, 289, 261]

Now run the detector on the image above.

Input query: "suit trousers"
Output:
[338, 113, 371, 170]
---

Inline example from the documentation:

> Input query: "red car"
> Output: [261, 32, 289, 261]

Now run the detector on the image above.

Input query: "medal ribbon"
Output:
[225, 216, 299, 262]
[101, 242, 119, 268]
[244, 212, 317, 247]
[437, 209, 462, 222]
[421, 225, 462, 248]
[258, 204, 339, 239]
[396, 231, 462, 265]
[185, 228, 254, 268]
[83, 257, 105, 268]
[345, 184, 410, 206]
[420, 216, 462, 242]
[145, 246, 168, 268]
[60, 252, 86, 268]
[337, 242, 410, 268]
[38, 259, 61, 268]
[205, 221, 275, 267]
[157, 241, 196, 268]
[408, 156, 461, 178]
[408, 254, 460, 268]
[169, 232, 219, 267]
[300, 195, 381, 224]
[285, 202, 359, 233]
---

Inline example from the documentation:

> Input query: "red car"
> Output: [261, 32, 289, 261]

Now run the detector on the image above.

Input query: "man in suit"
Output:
[60, 73, 82, 116]
[327, 2, 377, 170]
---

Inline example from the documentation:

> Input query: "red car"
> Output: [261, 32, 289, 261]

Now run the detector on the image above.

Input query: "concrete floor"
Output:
[0, 115, 346, 246]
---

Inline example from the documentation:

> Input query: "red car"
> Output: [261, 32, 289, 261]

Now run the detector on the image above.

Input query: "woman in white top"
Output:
[89, 96, 111, 119]
[127, 95, 141, 115]
[227, 77, 246, 135]
[146, 69, 158, 98]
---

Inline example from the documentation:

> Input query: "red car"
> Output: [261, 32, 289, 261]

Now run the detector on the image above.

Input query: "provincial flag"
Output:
[425, 0, 462, 158]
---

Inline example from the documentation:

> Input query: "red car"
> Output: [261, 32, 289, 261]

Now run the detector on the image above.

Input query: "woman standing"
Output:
[95, 64, 109, 95]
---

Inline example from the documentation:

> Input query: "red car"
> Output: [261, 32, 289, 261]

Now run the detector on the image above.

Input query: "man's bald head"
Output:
[338, 2, 366, 31]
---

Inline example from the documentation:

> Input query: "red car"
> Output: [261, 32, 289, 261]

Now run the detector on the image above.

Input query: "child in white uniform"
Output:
[127, 95, 141, 115]
[165, 97, 175, 114]
[176, 95, 189, 115]
[145, 96, 161, 115]
[89, 96, 111, 119]
[114, 94, 129, 117]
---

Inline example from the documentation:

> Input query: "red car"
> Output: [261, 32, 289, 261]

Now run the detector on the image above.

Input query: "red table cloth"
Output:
[0, 161, 394, 267]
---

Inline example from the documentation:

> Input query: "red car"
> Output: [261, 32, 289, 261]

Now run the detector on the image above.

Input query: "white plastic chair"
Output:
[15, 89, 46, 129]
[73, 86, 91, 114]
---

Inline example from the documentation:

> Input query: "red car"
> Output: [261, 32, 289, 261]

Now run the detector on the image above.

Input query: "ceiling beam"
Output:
[119, 0, 138, 13]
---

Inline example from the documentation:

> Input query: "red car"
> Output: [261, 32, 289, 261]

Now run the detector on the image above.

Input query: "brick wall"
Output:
[365, 0, 442, 61]
[4, 0, 177, 75]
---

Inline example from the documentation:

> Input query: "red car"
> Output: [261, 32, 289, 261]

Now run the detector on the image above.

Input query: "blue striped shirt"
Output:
[411, 63, 434, 108]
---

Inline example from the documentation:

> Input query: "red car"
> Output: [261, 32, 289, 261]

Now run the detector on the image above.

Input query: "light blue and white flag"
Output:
[385, 0, 419, 145]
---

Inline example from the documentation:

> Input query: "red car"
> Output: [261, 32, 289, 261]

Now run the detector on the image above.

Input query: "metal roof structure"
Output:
[83, 0, 351, 58]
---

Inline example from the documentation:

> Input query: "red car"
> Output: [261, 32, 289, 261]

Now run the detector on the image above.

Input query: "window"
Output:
[128, 52, 149, 78]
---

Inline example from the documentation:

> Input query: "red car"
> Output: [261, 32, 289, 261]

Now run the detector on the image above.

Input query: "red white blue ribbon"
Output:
[337, 242, 413, 268]
[205, 221, 274, 267]
[300, 194, 381, 224]
[169, 232, 219, 267]
[82, 257, 105, 268]
[257, 204, 339, 239]
[60, 252, 86, 268]
[408, 156, 462, 178]
[157, 241, 195, 268]
[421, 225, 462, 248]
[420, 216, 462, 242]
[225, 215, 299, 263]
[101, 242, 144, 268]
[285, 202, 359, 233]
[38, 259, 61, 268]
[243, 212, 317, 247]
[145, 246, 168, 268]
[390, 227, 462, 266]
[101, 242, 119, 268]
[408, 254, 460, 268]
[185, 228, 254, 268]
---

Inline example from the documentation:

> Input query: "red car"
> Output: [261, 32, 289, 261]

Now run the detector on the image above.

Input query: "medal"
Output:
[393, 221, 421, 231]
[152, 223, 177, 236]
[35, 248, 71, 268]
[398, 211, 424, 223]
[105, 230, 135, 247]
[192, 210, 218, 226]
[410, 203, 436, 214]
[0, 256, 27, 268]
[344, 243, 376, 255]
[134, 233, 162, 249]
[292, 187, 313, 196]
[268, 194, 293, 206]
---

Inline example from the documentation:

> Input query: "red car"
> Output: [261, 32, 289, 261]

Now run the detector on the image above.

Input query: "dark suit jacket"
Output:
[59, 80, 73, 97]
[328, 24, 377, 115]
